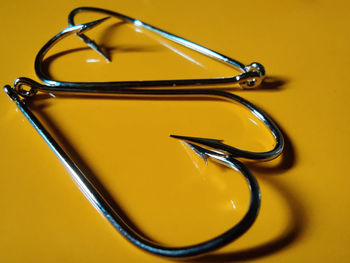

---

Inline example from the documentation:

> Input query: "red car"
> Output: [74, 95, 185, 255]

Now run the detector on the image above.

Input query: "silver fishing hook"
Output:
[4, 8, 284, 258]
[4, 83, 261, 258]
[6, 75, 282, 257]
[34, 7, 266, 90]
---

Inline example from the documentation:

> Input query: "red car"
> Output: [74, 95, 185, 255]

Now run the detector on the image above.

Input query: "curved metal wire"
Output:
[8, 83, 264, 258]
[14, 77, 283, 161]
[7, 76, 281, 257]
[35, 7, 266, 90]
[5, 84, 261, 258]
[4, 8, 285, 258]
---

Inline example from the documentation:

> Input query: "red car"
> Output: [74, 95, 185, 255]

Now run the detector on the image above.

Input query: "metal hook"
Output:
[6, 76, 283, 257]
[4, 8, 284, 258]
[4, 83, 261, 258]
[34, 7, 265, 90]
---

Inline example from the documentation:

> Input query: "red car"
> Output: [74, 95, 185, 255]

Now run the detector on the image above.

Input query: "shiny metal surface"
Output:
[4, 83, 263, 257]
[3, 7, 284, 258]
[3, 1, 350, 262]
[5, 77, 283, 257]
[4, 84, 262, 257]
[34, 7, 265, 91]
[13, 77, 284, 161]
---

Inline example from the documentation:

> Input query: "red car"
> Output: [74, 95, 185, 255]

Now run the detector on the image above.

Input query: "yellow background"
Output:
[1, 0, 350, 262]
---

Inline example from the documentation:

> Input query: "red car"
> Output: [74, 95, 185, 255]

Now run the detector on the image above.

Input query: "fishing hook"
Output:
[4, 10, 284, 257]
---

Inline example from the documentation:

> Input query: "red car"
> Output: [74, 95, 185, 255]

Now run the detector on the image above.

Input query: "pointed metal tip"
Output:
[170, 134, 185, 140]
[170, 134, 203, 141]
[96, 47, 111, 62]
[171, 135, 209, 164]
[170, 134, 223, 145]
[88, 40, 110, 62]
[80, 16, 111, 33]
[76, 33, 111, 62]
[85, 16, 110, 29]
[76, 17, 111, 62]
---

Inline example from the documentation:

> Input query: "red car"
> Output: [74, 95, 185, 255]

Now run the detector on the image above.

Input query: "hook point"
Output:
[77, 17, 111, 62]
[81, 16, 111, 32]
[171, 134, 210, 164]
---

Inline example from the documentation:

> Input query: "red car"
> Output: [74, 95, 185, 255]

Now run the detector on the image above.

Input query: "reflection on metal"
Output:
[3, 7, 284, 258]
[31, 7, 266, 93]
[86, 58, 101, 63]
[231, 200, 237, 210]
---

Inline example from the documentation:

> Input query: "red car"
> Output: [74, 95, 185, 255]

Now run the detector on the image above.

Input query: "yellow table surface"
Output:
[1, 0, 349, 262]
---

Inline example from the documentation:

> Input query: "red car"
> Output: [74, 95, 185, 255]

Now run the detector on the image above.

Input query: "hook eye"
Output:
[14, 77, 41, 98]
[240, 62, 266, 89]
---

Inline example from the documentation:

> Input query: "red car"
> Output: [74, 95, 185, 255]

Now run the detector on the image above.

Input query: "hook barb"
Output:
[77, 16, 111, 62]
[170, 134, 228, 164]
[171, 134, 247, 168]
[170, 134, 225, 153]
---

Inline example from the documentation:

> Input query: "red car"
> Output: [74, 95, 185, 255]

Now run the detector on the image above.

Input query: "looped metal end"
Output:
[14, 77, 42, 98]
[240, 62, 266, 89]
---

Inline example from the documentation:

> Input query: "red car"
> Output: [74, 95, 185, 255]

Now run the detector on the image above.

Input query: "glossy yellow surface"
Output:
[1, 0, 350, 262]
